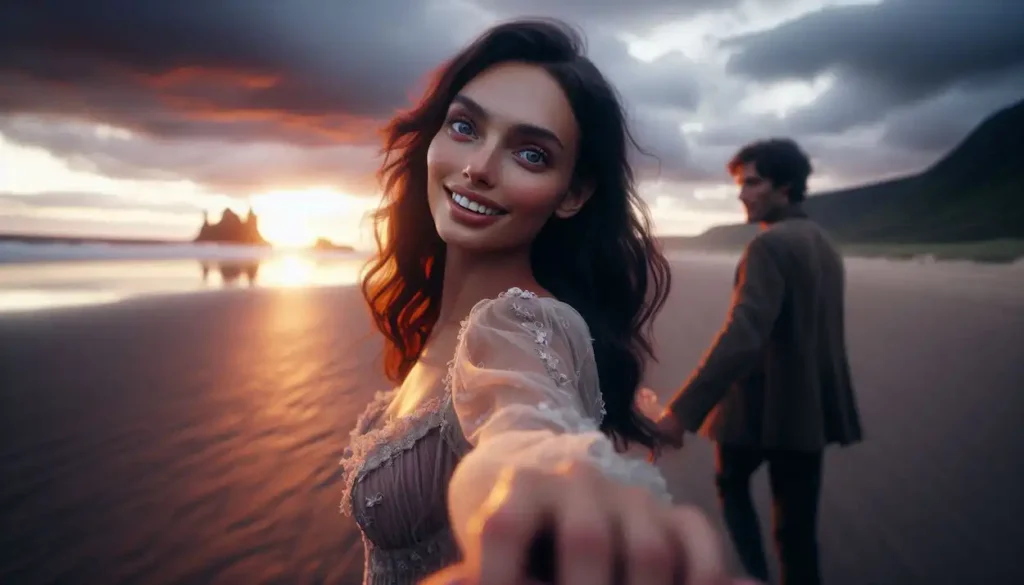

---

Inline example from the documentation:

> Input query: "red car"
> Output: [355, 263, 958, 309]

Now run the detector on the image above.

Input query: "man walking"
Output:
[657, 138, 863, 585]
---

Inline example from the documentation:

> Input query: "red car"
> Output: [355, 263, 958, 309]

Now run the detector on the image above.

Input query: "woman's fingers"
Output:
[418, 563, 470, 585]
[617, 486, 677, 585]
[420, 563, 553, 585]
[462, 464, 731, 585]
[468, 466, 551, 585]
[635, 387, 663, 420]
[468, 462, 620, 585]
[667, 505, 727, 585]
[555, 462, 614, 585]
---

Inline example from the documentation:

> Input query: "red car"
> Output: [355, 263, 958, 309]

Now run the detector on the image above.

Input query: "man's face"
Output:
[734, 161, 790, 223]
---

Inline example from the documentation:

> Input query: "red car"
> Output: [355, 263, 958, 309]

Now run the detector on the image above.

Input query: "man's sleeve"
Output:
[665, 235, 786, 432]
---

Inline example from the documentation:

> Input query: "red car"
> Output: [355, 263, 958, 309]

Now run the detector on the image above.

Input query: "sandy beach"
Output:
[1, 253, 1022, 584]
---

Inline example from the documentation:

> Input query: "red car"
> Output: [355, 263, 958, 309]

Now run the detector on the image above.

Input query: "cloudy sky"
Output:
[1, 0, 1022, 248]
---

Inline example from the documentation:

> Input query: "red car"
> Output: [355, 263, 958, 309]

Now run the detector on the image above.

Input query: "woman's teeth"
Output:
[450, 191, 503, 216]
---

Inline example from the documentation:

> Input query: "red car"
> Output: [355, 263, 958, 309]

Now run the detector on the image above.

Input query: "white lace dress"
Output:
[339, 288, 670, 585]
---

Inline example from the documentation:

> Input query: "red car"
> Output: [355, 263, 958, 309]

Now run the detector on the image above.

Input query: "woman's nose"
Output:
[462, 144, 499, 188]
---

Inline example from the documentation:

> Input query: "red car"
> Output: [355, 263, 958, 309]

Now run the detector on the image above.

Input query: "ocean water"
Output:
[0, 284, 379, 585]
[0, 242, 370, 313]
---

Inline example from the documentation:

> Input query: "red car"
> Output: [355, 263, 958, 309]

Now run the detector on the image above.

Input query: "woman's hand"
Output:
[635, 387, 664, 421]
[423, 460, 735, 585]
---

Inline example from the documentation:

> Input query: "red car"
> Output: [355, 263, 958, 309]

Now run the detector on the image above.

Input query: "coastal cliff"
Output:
[194, 208, 270, 246]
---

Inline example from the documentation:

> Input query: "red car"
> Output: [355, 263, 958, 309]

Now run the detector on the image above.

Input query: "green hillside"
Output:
[663, 98, 1024, 261]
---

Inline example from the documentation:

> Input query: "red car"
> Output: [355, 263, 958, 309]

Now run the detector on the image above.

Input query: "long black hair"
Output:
[361, 18, 673, 450]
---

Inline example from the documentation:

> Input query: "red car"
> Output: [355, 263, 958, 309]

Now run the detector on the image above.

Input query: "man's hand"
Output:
[655, 410, 686, 449]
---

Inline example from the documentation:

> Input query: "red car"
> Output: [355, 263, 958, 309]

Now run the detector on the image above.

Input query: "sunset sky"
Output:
[1, 0, 1021, 249]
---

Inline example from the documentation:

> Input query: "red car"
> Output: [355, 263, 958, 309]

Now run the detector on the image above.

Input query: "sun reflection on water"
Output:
[0, 252, 368, 313]
[259, 255, 316, 288]
[0, 289, 127, 312]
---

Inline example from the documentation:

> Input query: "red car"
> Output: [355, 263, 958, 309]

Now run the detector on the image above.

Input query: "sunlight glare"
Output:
[249, 187, 372, 249]
[258, 254, 317, 288]
[258, 215, 316, 248]
[250, 188, 332, 248]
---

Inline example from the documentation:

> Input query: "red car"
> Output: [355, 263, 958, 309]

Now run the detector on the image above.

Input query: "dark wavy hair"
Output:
[361, 18, 672, 450]
[727, 138, 813, 203]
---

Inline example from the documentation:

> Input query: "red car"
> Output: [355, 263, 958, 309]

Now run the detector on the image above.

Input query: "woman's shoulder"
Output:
[466, 287, 592, 341]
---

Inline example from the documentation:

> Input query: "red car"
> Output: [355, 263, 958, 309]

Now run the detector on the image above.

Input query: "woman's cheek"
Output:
[502, 170, 568, 215]
[427, 133, 466, 178]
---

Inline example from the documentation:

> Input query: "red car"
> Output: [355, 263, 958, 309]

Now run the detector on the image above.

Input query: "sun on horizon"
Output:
[248, 188, 370, 249]
[255, 212, 318, 249]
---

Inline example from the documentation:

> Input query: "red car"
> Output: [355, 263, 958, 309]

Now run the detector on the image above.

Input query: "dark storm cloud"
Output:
[688, 69, 1024, 183]
[691, 112, 961, 187]
[583, 29, 702, 114]
[628, 110, 730, 183]
[0, 0, 705, 135]
[879, 72, 1024, 152]
[575, 27, 706, 181]
[0, 116, 382, 195]
[723, 0, 1024, 133]
[0, 0, 707, 190]
[475, 0, 737, 32]
[0, 0, 476, 144]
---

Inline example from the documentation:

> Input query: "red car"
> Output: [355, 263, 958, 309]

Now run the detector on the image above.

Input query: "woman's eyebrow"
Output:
[452, 94, 565, 150]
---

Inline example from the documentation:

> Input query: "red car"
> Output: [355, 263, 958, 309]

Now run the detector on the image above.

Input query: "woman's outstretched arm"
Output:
[443, 290, 734, 585]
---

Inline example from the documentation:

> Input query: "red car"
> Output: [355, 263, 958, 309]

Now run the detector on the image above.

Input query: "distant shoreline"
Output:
[3, 233, 1022, 265]
[838, 239, 1024, 264]
[0, 233, 186, 246]
[0, 233, 356, 253]
[662, 238, 1024, 265]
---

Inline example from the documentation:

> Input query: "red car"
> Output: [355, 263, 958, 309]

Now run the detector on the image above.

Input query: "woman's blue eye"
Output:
[451, 120, 474, 135]
[517, 149, 546, 165]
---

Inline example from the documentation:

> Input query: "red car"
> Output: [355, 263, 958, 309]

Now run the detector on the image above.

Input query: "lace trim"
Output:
[363, 527, 461, 581]
[339, 311, 474, 518]
[534, 400, 599, 432]
[586, 439, 672, 503]
[502, 287, 606, 421]
[339, 394, 451, 517]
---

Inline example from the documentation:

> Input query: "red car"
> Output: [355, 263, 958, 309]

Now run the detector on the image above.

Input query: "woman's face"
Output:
[426, 62, 588, 254]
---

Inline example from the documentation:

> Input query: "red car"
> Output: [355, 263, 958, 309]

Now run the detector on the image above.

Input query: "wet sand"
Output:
[1, 255, 1022, 584]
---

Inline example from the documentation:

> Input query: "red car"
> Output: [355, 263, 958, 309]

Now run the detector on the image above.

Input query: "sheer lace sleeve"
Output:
[446, 288, 670, 546]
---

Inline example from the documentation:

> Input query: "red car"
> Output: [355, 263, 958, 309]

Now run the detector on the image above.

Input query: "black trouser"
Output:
[714, 444, 824, 585]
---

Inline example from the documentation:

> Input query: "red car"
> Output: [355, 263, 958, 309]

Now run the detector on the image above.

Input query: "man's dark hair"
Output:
[727, 138, 813, 203]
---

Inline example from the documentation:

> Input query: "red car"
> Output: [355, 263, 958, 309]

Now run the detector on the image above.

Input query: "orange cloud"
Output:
[143, 66, 282, 91]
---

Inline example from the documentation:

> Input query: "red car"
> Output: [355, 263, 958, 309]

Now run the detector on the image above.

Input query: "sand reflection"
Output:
[200, 260, 261, 287]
